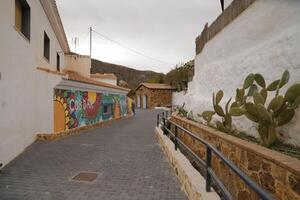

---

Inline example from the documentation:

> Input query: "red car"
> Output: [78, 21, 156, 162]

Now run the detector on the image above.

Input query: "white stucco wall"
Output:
[173, 0, 300, 146]
[0, 0, 66, 166]
[92, 78, 117, 86]
[64, 54, 91, 77]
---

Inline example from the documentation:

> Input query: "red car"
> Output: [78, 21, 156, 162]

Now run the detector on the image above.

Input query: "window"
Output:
[15, 0, 31, 40]
[44, 32, 50, 61]
[103, 105, 111, 114]
[103, 105, 108, 114]
[56, 53, 60, 71]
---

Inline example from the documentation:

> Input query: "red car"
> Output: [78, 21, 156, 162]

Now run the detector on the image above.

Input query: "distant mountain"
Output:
[91, 59, 164, 90]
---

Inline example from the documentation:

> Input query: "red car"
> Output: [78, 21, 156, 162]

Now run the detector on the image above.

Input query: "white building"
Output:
[0, 0, 129, 167]
[0, 0, 70, 167]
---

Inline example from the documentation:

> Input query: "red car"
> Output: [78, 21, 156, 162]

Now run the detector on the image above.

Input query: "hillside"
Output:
[148, 60, 194, 91]
[91, 59, 163, 90]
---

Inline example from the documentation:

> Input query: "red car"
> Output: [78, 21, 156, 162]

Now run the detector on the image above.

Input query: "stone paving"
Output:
[0, 109, 187, 200]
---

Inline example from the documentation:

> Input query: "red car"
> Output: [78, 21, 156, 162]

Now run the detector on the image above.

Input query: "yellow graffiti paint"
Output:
[88, 92, 97, 104]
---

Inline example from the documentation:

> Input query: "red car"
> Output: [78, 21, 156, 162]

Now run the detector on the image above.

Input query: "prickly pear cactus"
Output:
[242, 70, 299, 146]
[197, 70, 299, 147]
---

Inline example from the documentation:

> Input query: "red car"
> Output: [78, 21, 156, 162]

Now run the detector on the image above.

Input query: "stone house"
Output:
[135, 83, 175, 109]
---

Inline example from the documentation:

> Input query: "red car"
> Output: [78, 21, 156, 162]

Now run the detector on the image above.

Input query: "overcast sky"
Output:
[57, 0, 232, 73]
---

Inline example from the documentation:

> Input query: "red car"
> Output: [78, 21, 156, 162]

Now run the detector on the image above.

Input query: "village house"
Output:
[0, 0, 129, 167]
[135, 83, 175, 109]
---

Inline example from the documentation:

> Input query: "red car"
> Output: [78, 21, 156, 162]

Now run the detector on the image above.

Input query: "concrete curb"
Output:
[155, 127, 220, 200]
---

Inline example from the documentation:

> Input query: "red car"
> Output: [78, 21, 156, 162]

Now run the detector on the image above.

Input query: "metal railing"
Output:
[157, 112, 274, 200]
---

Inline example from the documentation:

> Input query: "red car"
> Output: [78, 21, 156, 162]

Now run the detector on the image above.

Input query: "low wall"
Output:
[171, 115, 300, 200]
[155, 127, 220, 200]
[37, 114, 132, 141]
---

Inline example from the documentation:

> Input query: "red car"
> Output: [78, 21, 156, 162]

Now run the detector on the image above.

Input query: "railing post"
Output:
[174, 126, 178, 151]
[157, 114, 159, 127]
[206, 147, 212, 192]
[163, 114, 166, 135]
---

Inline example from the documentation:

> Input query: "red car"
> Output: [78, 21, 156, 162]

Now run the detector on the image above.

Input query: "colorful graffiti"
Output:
[54, 89, 127, 132]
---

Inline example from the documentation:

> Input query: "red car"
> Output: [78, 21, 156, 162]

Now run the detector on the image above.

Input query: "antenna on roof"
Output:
[89, 27, 92, 58]
[72, 37, 79, 53]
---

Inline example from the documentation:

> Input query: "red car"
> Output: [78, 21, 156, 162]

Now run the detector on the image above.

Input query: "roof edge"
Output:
[40, 0, 70, 53]
[135, 83, 175, 91]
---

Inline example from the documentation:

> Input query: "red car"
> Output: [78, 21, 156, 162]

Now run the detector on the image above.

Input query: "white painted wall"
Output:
[0, 0, 66, 166]
[64, 54, 91, 77]
[100, 78, 117, 86]
[92, 77, 117, 86]
[173, 0, 300, 146]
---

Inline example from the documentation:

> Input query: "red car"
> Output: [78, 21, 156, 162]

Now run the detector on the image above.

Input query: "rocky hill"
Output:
[91, 59, 164, 90]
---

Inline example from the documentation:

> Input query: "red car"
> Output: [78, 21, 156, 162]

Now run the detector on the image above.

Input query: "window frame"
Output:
[43, 32, 50, 62]
[15, 0, 31, 41]
[56, 53, 60, 71]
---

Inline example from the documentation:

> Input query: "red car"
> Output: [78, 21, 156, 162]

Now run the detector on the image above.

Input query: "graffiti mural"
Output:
[54, 89, 127, 132]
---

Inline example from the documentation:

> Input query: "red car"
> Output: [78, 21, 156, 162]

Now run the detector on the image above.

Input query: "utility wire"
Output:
[91, 29, 173, 66]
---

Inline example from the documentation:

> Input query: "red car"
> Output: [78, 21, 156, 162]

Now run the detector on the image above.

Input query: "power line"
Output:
[91, 28, 173, 66]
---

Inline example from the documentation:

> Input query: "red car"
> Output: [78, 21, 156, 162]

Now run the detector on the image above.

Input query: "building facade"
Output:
[0, 0, 129, 167]
[0, 0, 69, 167]
[135, 83, 174, 109]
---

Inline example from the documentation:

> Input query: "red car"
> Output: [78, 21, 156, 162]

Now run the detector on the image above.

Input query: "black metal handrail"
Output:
[156, 111, 275, 200]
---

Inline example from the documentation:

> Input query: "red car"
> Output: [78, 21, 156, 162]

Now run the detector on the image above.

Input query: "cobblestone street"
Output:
[0, 110, 187, 200]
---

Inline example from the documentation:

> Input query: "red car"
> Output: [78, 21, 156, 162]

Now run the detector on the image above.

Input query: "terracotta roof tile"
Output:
[90, 73, 117, 79]
[137, 83, 175, 90]
[64, 70, 130, 92]
[36, 67, 66, 76]
[37, 67, 129, 92]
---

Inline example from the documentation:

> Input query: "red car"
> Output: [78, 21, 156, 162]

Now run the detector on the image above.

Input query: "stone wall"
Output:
[135, 86, 173, 109]
[171, 115, 300, 200]
[155, 127, 220, 200]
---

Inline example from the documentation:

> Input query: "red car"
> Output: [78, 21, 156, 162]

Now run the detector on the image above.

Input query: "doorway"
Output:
[142, 95, 147, 109]
[137, 95, 141, 108]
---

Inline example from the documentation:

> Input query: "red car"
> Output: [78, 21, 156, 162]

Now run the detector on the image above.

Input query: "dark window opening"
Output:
[56, 53, 60, 71]
[104, 105, 108, 114]
[103, 105, 111, 114]
[44, 32, 50, 61]
[15, 0, 31, 40]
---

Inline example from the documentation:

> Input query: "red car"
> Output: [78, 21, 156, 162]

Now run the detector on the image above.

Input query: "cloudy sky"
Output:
[57, 0, 232, 73]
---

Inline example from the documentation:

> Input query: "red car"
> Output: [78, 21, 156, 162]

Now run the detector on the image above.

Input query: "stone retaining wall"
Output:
[171, 115, 300, 200]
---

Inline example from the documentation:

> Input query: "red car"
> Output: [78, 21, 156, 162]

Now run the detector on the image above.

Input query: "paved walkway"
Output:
[0, 110, 187, 200]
